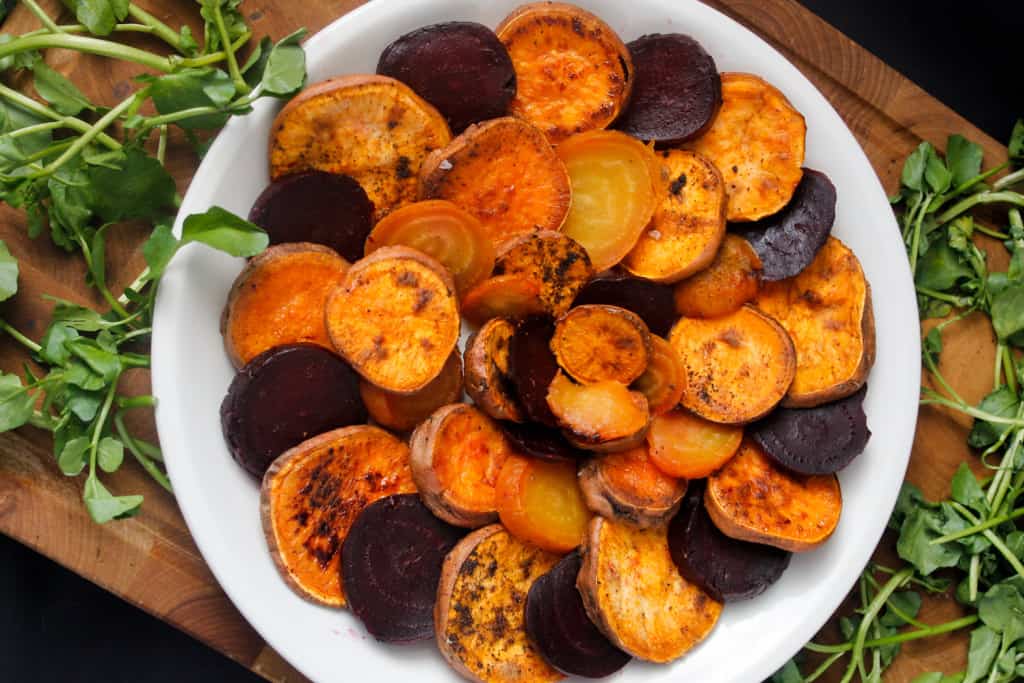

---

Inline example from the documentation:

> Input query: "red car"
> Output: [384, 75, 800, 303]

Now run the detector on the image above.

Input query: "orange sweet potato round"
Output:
[546, 372, 651, 452]
[493, 231, 594, 317]
[359, 350, 463, 432]
[578, 446, 687, 528]
[460, 273, 547, 328]
[464, 317, 524, 422]
[673, 234, 763, 319]
[552, 305, 652, 385]
[630, 335, 686, 416]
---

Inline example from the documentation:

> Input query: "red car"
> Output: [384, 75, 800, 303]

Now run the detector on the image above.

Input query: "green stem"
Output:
[24, 140, 74, 164]
[1005, 346, 1019, 395]
[117, 327, 152, 343]
[931, 506, 1024, 544]
[803, 652, 845, 683]
[0, 320, 42, 354]
[114, 413, 171, 493]
[974, 223, 1011, 240]
[838, 568, 914, 683]
[918, 395, 1024, 426]
[0, 84, 120, 150]
[916, 287, 969, 305]
[863, 572, 929, 628]
[950, 502, 1024, 579]
[909, 193, 934, 276]
[20, 0, 63, 33]
[29, 409, 57, 431]
[210, 3, 249, 95]
[117, 268, 151, 307]
[139, 92, 255, 129]
[35, 94, 137, 178]
[994, 167, 1024, 191]
[156, 124, 167, 165]
[119, 353, 151, 369]
[2, 121, 64, 138]
[0, 33, 175, 73]
[116, 394, 155, 409]
[125, 4, 184, 52]
[180, 30, 251, 68]
[805, 614, 980, 654]
[88, 379, 120, 475]
[923, 353, 970, 406]
[996, 342, 1004, 390]
[936, 191, 1024, 224]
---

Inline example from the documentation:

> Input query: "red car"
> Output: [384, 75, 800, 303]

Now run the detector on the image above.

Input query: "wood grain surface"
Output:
[0, 1, 1007, 681]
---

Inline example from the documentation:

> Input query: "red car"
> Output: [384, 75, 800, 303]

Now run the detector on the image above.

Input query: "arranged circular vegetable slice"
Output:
[551, 305, 652, 385]
[341, 494, 465, 642]
[630, 335, 686, 416]
[464, 317, 524, 422]
[377, 21, 516, 133]
[673, 233, 763, 319]
[646, 407, 742, 479]
[573, 275, 677, 337]
[546, 372, 651, 452]
[460, 273, 546, 328]
[508, 315, 561, 426]
[500, 421, 588, 462]
[493, 231, 594, 317]
[496, 453, 592, 553]
[578, 446, 687, 528]
[359, 350, 463, 432]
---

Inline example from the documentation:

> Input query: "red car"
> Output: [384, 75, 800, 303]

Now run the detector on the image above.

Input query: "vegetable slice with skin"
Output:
[500, 421, 588, 463]
[464, 317, 525, 422]
[493, 231, 594, 317]
[578, 446, 687, 528]
[461, 274, 546, 328]
[631, 334, 686, 416]
[496, 453, 592, 553]
[646, 407, 742, 479]
[359, 350, 463, 433]
[673, 233, 763, 319]
[508, 315, 561, 427]
[551, 304, 652, 385]
[546, 371, 651, 452]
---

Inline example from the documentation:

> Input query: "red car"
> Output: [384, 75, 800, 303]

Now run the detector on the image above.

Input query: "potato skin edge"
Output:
[578, 458, 685, 528]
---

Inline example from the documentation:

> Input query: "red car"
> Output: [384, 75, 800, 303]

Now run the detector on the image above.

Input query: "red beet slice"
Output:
[572, 275, 677, 337]
[735, 169, 837, 281]
[668, 483, 791, 602]
[248, 171, 374, 262]
[341, 494, 465, 642]
[220, 343, 367, 477]
[377, 22, 516, 133]
[508, 315, 560, 427]
[750, 384, 871, 475]
[525, 550, 631, 678]
[615, 34, 721, 144]
[500, 421, 588, 462]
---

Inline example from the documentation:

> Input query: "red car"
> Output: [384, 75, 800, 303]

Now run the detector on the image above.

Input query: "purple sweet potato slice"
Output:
[341, 493, 465, 642]
[377, 22, 516, 133]
[749, 384, 871, 475]
[668, 483, 790, 602]
[525, 550, 631, 678]
[247, 171, 374, 262]
[220, 343, 367, 477]
[615, 34, 721, 145]
[736, 168, 837, 281]
[500, 420, 588, 462]
[508, 315, 560, 427]
[572, 275, 677, 337]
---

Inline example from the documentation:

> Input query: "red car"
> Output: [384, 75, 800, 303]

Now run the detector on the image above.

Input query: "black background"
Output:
[2, 1, 1021, 681]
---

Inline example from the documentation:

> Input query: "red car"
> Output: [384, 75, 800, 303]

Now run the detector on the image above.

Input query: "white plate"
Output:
[151, 1, 920, 681]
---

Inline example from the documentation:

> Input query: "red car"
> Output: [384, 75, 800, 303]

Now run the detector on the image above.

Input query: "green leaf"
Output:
[946, 135, 985, 189]
[902, 142, 931, 191]
[916, 237, 974, 291]
[47, 297, 108, 332]
[925, 145, 952, 195]
[241, 36, 271, 87]
[261, 29, 307, 97]
[0, 372, 34, 431]
[62, 360, 105, 391]
[879, 590, 922, 627]
[180, 206, 268, 257]
[889, 481, 933, 531]
[56, 436, 89, 476]
[86, 147, 176, 223]
[47, 161, 94, 249]
[991, 283, 1024, 342]
[964, 626, 1000, 683]
[1010, 119, 1024, 162]
[950, 463, 988, 514]
[32, 62, 94, 116]
[61, 0, 130, 36]
[147, 68, 235, 130]
[65, 338, 121, 381]
[770, 659, 805, 683]
[97, 436, 123, 473]
[65, 385, 101, 422]
[979, 583, 1024, 644]
[82, 475, 142, 523]
[0, 240, 18, 302]
[142, 221, 180, 280]
[897, 506, 963, 575]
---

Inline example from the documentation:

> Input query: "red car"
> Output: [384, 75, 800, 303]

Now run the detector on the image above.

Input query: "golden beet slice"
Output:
[546, 372, 651, 452]
[552, 305, 652, 385]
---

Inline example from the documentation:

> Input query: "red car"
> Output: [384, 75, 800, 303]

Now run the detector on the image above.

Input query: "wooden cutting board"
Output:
[0, 1, 1007, 681]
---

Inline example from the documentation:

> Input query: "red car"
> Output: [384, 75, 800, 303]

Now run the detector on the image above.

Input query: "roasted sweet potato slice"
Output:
[579, 446, 687, 528]
[646, 407, 742, 479]
[260, 425, 415, 607]
[753, 236, 875, 407]
[436, 525, 563, 683]
[496, 2, 632, 144]
[222, 243, 350, 368]
[419, 117, 571, 246]
[464, 317, 524, 422]
[496, 453, 592, 553]
[493, 231, 594, 317]
[623, 150, 727, 283]
[669, 305, 796, 424]
[326, 246, 460, 394]
[687, 73, 806, 222]
[546, 372, 651, 452]
[631, 335, 686, 416]
[578, 517, 722, 663]
[410, 404, 513, 528]
[673, 234, 763, 319]
[461, 274, 546, 328]
[269, 75, 451, 218]
[551, 305, 651, 385]
[705, 438, 842, 552]
[359, 350, 463, 432]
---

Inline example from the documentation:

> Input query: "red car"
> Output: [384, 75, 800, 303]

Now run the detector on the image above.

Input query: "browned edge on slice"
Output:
[494, 230, 594, 317]
[551, 305, 652, 385]
[359, 349, 463, 432]
[465, 317, 525, 422]
[578, 446, 687, 528]
[546, 372, 651, 452]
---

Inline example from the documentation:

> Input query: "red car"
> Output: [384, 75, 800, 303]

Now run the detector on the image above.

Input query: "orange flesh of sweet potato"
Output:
[705, 438, 841, 551]
[493, 231, 594, 317]
[579, 446, 687, 528]
[673, 233, 763, 319]
[687, 73, 806, 222]
[326, 246, 460, 394]
[753, 236, 875, 407]
[461, 273, 547, 328]
[359, 350, 463, 432]
[668, 305, 796, 424]
[222, 243, 349, 368]
[419, 117, 571, 246]
[623, 150, 727, 283]
[631, 335, 687, 416]
[551, 304, 651, 385]
[546, 372, 650, 450]
[464, 318, 524, 422]
[260, 425, 415, 607]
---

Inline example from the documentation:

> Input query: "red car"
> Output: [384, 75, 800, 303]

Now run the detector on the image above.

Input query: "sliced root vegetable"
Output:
[360, 350, 463, 432]
[646, 407, 742, 479]
[221, 344, 367, 478]
[673, 234, 763, 319]
[341, 494, 465, 642]
[578, 446, 687, 528]
[496, 453, 592, 553]
[687, 72, 806, 222]
[546, 372, 651, 452]
[377, 22, 516, 133]
[248, 171, 374, 262]
[326, 246, 460, 394]
[260, 425, 415, 607]
[364, 200, 495, 295]
[493, 231, 594, 317]
[551, 305, 651, 385]
[410, 404, 513, 528]
[461, 274, 546, 328]
[508, 315, 561, 427]
[557, 130, 658, 271]
[630, 335, 686, 416]
[668, 483, 790, 602]
[464, 318, 525, 422]
[669, 305, 796, 424]
[500, 421, 588, 463]
[578, 517, 722, 663]
[419, 117, 571, 246]
[496, 2, 632, 144]
[436, 525, 563, 683]
[573, 275, 677, 337]
[623, 149, 726, 283]
[753, 236, 875, 407]
[705, 438, 842, 552]
[269, 75, 451, 218]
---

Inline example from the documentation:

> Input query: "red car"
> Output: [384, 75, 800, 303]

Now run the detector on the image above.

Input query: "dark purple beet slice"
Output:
[341, 494, 465, 643]
[526, 550, 631, 678]
[500, 421, 588, 462]
[248, 171, 374, 262]
[572, 275, 677, 337]
[735, 169, 837, 281]
[508, 315, 560, 427]
[668, 484, 791, 602]
[377, 22, 516, 133]
[750, 385, 871, 475]
[220, 343, 367, 477]
[615, 34, 721, 144]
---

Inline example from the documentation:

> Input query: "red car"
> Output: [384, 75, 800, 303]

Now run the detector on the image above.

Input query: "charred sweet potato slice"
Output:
[496, 2, 632, 144]
[465, 317, 524, 422]
[753, 236, 875, 407]
[419, 117, 571, 246]
[578, 446, 687, 528]
[623, 150, 727, 283]
[222, 243, 349, 368]
[496, 453, 592, 553]
[705, 439, 842, 552]
[631, 335, 686, 416]
[578, 517, 722, 663]
[493, 231, 594, 317]
[359, 350, 463, 432]
[669, 305, 796, 424]
[436, 525, 563, 683]
[269, 75, 451, 218]
[546, 372, 651, 452]
[326, 246, 460, 394]
[551, 305, 652, 385]
[673, 234, 763, 319]
[260, 425, 415, 607]
[687, 73, 806, 222]
[461, 274, 547, 328]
